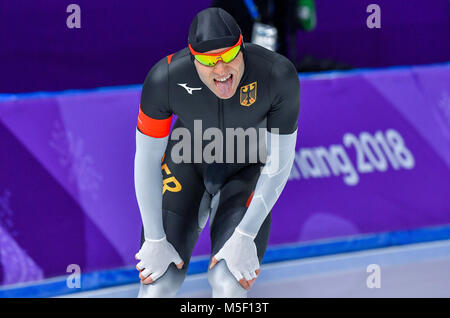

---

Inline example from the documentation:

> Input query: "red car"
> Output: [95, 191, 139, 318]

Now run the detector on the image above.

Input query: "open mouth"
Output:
[213, 74, 233, 97]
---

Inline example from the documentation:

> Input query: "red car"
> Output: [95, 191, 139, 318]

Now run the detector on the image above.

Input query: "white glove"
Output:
[211, 228, 260, 283]
[135, 236, 184, 283]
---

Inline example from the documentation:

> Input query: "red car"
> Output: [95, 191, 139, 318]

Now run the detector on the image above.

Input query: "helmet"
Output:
[188, 7, 243, 54]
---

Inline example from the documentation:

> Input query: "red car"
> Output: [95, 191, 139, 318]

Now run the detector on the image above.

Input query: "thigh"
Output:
[210, 164, 271, 264]
[140, 138, 208, 268]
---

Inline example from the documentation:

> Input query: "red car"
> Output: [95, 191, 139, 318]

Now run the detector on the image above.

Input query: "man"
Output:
[134, 7, 300, 298]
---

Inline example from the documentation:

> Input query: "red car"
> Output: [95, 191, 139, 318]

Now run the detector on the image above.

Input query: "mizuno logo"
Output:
[177, 83, 202, 95]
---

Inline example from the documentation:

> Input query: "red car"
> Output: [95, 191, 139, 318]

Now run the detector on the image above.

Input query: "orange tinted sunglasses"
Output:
[189, 35, 243, 67]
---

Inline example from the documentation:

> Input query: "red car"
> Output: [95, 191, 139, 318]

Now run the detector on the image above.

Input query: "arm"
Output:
[237, 129, 297, 237]
[134, 130, 168, 240]
[238, 54, 300, 237]
[134, 58, 183, 283]
[135, 57, 172, 240]
[211, 55, 300, 289]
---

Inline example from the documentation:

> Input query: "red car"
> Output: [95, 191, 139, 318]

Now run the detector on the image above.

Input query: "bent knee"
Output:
[138, 265, 186, 298]
[207, 261, 247, 298]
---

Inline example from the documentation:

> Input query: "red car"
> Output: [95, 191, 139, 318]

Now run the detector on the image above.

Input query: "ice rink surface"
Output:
[62, 239, 450, 298]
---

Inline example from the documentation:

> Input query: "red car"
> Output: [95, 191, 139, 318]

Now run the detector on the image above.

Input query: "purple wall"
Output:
[0, 0, 212, 93]
[1, 0, 449, 93]
[1, 64, 449, 286]
[297, 0, 450, 68]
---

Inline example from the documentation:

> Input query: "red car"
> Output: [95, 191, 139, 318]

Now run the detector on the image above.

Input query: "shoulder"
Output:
[270, 53, 299, 98]
[244, 44, 299, 91]
[140, 55, 172, 118]
[142, 57, 168, 90]
[141, 48, 189, 107]
[245, 44, 297, 75]
[142, 47, 191, 88]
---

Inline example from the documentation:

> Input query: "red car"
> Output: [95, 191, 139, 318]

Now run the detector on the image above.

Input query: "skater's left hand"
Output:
[210, 228, 260, 290]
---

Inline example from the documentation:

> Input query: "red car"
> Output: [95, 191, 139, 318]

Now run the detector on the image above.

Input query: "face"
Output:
[194, 48, 245, 99]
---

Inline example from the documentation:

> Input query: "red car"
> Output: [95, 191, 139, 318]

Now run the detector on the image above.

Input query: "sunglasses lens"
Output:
[221, 45, 241, 63]
[195, 55, 217, 66]
[194, 45, 241, 67]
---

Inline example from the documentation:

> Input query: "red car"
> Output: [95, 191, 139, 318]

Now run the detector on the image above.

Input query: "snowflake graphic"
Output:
[0, 189, 17, 237]
[49, 121, 102, 200]
[0, 224, 44, 285]
[438, 91, 450, 125]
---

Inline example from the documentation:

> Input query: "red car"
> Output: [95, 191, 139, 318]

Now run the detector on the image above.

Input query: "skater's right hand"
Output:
[135, 236, 184, 284]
